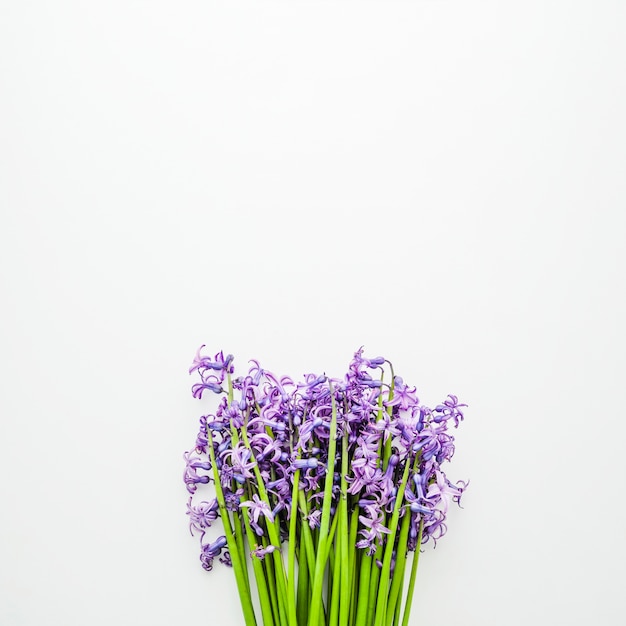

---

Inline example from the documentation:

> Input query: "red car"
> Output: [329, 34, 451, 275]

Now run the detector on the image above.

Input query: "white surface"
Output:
[1, 1, 625, 625]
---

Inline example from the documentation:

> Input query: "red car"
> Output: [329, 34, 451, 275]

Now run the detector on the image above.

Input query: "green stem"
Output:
[367, 543, 382, 626]
[373, 459, 412, 626]
[385, 509, 411, 626]
[328, 520, 342, 626]
[298, 492, 318, 581]
[297, 524, 310, 626]
[232, 507, 250, 593]
[240, 426, 290, 625]
[264, 543, 283, 626]
[338, 433, 350, 626]
[241, 503, 275, 626]
[298, 491, 327, 626]
[307, 384, 339, 626]
[349, 543, 360, 626]
[355, 552, 372, 626]
[401, 520, 424, 626]
[324, 509, 340, 566]
[392, 573, 405, 626]
[207, 430, 256, 626]
[288, 465, 302, 614]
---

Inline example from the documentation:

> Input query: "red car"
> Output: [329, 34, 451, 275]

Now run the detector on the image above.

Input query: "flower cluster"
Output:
[184, 347, 467, 626]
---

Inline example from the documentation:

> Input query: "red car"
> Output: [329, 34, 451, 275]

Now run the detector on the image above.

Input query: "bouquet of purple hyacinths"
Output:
[184, 347, 467, 626]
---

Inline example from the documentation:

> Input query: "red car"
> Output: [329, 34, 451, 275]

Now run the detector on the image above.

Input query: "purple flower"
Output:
[356, 511, 391, 555]
[293, 458, 319, 470]
[199, 534, 228, 571]
[251, 544, 278, 560]
[404, 485, 434, 516]
[385, 377, 419, 411]
[297, 415, 330, 449]
[221, 444, 256, 480]
[424, 469, 466, 514]
[187, 497, 219, 535]
[192, 378, 224, 398]
[240, 494, 275, 535]
[372, 414, 401, 443]
[364, 356, 385, 368]
[379, 454, 400, 504]
[306, 510, 322, 529]
[297, 374, 327, 394]
[195, 416, 209, 453]
[183, 451, 212, 494]
[433, 394, 467, 427]
[190, 347, 234, 375]
[224, 487, 244, 511]
[251, 433, 284, 463]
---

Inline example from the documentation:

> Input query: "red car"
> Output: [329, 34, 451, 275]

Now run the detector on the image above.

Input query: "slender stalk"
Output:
[328, 520, 342, 626]
[366, 543, 383, 626]
[324, 510, 340, 566]
[373, 459, 412, 626]
[264, 542, 283, 626]
[385, 509, 411, 626]
[298, 491, 327, 626]
[401, 520, 424, 626]
[338, 433, 350, 626]
[207, 430, 256, 626]
[232, 507, 250, 593]
[297, 525, 310, 626]
[355, 551, 372, 626]
[298, 492, 318, 581]
[288, 465, 302, 613]
[307, 384, 339, 626]
[349, 540, 360, 626]
[392, 573, 405, 626]
[383, 376, 395, 468]
[240, 426, 290, 625]
[241, 503, 275, 626]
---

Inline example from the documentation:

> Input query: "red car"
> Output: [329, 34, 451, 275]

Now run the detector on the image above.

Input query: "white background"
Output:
[1, 2, 625, 625]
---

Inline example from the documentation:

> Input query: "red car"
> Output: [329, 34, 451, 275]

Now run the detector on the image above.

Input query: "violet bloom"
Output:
[189, 345, 218, 374]
[224, 487, 244, 512]
[248, 408, 287, 434]
[183, 451, 212, 494]
[364, 355, 385, 368]
[199, 534, 228, 571]
[424, 469, 467, 514]
[194, 416, 209, 453]
[265, 466, 292, 503]
[378, 454, 400, 505]
[192, 377, 224, 399]
[296, 374, 327, 395]
[187, 497, 219, 535]
[356, 512, 391, 555]
[263, 371, 295, 402]
[372, 413, 401, 443]
[385, 376, 419, 411]
[221, 444, 256, 480]
[433, 394, 467, 427]
[422, 510, 448, 546]
[190, 347, 234, 375]
[404, 486, 434, 517]
[240, 494, 274, 535]
[251, 544, 278, 560]
[296, 415, 330, 449]
[293, 458, 319, 470]
[306, 510, 322, 529]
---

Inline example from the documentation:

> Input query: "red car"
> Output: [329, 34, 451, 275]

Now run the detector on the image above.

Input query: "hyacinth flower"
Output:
[183, 347, 468, 626]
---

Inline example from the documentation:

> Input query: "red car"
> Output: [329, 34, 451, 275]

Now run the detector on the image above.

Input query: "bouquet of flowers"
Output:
[184, 347, 467, 626]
